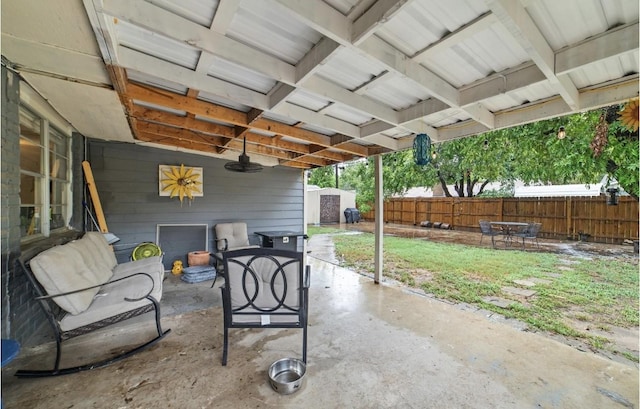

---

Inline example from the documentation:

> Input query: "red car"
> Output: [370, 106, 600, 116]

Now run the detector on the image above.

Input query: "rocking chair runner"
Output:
[220, 248, 310, 366]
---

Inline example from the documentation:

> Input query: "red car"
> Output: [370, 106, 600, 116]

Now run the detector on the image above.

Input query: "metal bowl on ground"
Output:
[268, 358, 306, 395]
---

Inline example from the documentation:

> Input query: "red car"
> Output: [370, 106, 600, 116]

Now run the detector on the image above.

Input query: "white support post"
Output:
[374, 155, 383, 284]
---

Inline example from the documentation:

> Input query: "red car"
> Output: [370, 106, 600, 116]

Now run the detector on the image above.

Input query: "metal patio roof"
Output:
[2, 0, 639, 169]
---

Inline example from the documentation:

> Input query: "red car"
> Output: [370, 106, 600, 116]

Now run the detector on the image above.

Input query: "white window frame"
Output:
[19, 82, 73, 241]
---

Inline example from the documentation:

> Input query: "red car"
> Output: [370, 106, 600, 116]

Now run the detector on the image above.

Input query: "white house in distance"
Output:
[307, 185, 356, 225]
[514, 183, 602, 197]
[398, 176, 623, 198]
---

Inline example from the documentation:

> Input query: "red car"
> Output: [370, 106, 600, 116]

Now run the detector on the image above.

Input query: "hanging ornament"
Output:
[589, 113, 609, 158]
[413, 133, 431, 166]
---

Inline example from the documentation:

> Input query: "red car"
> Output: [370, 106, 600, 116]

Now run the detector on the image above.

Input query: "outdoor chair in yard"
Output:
[513, 222, 542, 249]
[479, 220, 501, 248]
[220, 248, 310, 366]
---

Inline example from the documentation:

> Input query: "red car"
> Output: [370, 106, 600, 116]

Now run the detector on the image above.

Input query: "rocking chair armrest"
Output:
[35, 272, 155, 303]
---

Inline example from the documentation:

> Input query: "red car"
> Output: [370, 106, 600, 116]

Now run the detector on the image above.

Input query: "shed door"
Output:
[320, 195, 340, 224]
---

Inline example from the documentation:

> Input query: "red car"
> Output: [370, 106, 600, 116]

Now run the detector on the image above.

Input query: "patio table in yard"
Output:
[490, 221, 529, 247]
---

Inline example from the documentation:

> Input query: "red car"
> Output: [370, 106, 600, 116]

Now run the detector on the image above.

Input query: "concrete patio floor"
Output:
[2, 243, 638, 408]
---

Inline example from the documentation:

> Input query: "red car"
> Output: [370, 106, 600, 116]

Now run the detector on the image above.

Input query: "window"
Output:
[19, 105, 71, 239]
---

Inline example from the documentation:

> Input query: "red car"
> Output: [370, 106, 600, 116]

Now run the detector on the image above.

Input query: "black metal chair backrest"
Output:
[526, 222, 542, 238]
[220, 248, 309, 366]
[479, 220, 497, 235]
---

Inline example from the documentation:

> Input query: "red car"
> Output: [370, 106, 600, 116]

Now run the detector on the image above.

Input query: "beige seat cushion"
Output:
[59, 271, 162, 331]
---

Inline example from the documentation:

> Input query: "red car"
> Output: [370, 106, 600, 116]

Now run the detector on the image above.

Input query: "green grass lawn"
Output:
[308, 226, 639, 362]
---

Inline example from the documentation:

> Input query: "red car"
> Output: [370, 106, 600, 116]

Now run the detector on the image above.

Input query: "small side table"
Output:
[254, 231, 307, 251]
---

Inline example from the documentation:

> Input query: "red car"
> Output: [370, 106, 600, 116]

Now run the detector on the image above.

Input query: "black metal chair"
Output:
[220, 248, 309, 366]
[479, 220, 501, 248]
[513, 222, 542, 249]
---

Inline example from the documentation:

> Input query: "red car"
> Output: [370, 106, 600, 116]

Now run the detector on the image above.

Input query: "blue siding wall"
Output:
[87, 140, 305, 268]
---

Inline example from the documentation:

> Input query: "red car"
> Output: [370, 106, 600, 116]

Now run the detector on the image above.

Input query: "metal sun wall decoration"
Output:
[159, 164, 203, 205]
[619, 98, 639, 132]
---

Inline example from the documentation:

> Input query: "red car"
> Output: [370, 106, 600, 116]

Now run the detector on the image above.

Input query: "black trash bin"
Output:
[344, 208, 360, 223]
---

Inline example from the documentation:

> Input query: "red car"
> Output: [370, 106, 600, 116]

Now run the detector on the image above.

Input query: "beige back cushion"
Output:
[30, 245, 103, 315]
[215, 223, 250, 251]
[84, 232, 118, 270]
[65, 236, 114, 284]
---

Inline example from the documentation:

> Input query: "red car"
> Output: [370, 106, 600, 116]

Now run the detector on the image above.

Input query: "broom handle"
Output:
[82, 161, 109, 233]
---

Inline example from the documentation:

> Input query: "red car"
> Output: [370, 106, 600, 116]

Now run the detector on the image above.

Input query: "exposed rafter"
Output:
[122, 81, 369, 166]
[485, 0, 580, 110]
[60, 0, 638, 169]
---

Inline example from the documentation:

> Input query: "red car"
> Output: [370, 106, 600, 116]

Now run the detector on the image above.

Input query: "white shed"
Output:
[306, 186, 357, 225]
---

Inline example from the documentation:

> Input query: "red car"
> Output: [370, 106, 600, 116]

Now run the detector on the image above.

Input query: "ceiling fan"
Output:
[224, 137, 263, 173]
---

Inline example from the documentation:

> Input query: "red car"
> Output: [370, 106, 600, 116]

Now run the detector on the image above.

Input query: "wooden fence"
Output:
[360, 197, 638, 244]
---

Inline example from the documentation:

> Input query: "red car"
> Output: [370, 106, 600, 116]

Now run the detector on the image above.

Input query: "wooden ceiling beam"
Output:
[243, 133, 309, 155]
[130, 105, 236, 138]
[138, 122, 227, 150]
[297, 144, 352, 162]
[278, 160, 313, 169]
[131, 101, 348, 163]
[125, 82, 370, 157]
[280, 156, 329, 168]
[138, 122, 300, 162]
[137, 131, 222, 155]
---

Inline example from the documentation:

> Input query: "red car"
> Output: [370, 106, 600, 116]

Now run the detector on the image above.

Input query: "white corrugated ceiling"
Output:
[1, 0, 638, 169]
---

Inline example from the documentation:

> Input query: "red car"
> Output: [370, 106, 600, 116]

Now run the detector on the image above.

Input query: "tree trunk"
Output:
[466, 172, 476, 197]
[437, 171, 452, 197]
[477, 179, 490, 196]
[455, 174, 465, 197]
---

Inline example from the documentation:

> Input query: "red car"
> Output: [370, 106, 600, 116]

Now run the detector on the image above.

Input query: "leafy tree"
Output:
[308, 165, 337, 188]
[316, 104, 639, 208]
[506, 106, 638, 199]
[338, 152, 431, 213]
[430, 133, 516, 197]
[425, 105, 638, 199]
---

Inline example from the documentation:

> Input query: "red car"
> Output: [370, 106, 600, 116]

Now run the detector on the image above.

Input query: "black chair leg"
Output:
[302, 326, 308, 364]
[222, 326, 229, 366]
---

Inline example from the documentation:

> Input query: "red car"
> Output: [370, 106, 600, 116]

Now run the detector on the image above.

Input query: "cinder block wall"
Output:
[1, 66, 87, 346]
[0, 66, 46, 343]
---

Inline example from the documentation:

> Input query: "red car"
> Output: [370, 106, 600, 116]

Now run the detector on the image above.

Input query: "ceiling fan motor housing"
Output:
[224, 138, 263, 172]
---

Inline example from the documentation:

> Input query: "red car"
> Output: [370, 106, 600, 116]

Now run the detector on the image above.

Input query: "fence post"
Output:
[450, 198, 454, 227]
[566, 197, 572, 239]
